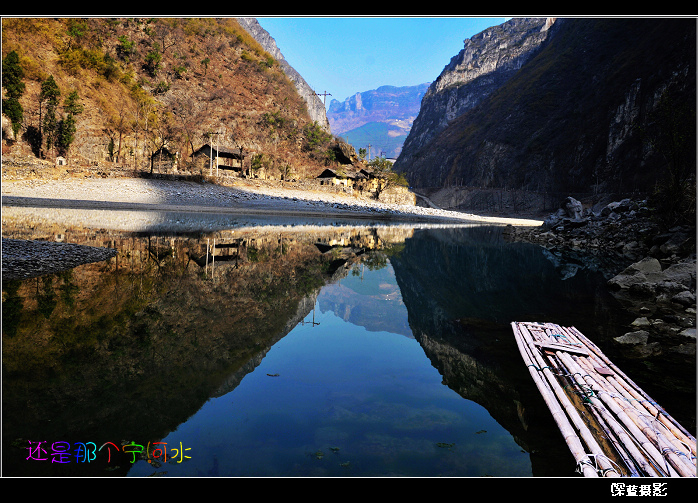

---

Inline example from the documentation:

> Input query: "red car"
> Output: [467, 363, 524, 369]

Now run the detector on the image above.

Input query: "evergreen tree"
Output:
[40, 75, 61, 157]
[145, 44, 162, 77]
[57, 114, 76, 157]
[56, 90, 83, 157]
[63, 90, 84, 115]
[2, 50, 25, 138]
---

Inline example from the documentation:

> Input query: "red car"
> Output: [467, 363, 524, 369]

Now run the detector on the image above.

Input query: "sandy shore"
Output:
[1, 177, 544, 228]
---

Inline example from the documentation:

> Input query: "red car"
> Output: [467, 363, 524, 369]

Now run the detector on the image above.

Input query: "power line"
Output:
[315, 90, 332, 107]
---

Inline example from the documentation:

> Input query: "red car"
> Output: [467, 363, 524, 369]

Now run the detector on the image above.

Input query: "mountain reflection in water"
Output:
[2, 218, 694, 477]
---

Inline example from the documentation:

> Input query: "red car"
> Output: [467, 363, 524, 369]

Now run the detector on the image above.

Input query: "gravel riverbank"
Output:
[1, 177, 544, 227]
[2, 237, 118, 280]
[2, 176, 543, 280]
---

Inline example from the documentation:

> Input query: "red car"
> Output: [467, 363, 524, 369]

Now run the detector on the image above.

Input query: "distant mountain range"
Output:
[327, 83, 429, 159]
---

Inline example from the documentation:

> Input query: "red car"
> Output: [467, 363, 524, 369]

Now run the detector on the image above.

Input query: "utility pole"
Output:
[315, 90, 332, 108]
[301, 307, 320, 327]
[208, 130, 221, 176]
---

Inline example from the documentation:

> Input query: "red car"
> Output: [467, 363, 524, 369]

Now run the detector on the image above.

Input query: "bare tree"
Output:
[149, 107, 179, 173]
[170, 94, 208, 162]
[151, 20, 178, 55]
[105, 99, 131, 165]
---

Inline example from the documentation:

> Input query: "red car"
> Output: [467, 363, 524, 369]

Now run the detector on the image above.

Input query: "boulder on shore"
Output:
[507, 196, 696, 361]
[563, 196, 583, 220]
[608, 256, 696, 296]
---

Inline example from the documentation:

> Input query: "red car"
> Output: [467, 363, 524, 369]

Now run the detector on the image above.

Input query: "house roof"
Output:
[151, 146, 176, 157]
[317, 168, 339, 178]
[317, 168, 369, 180]
[192, 144, 244, 158]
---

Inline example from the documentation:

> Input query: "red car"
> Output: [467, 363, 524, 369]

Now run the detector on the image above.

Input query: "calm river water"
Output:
[2, 210, 695, 477]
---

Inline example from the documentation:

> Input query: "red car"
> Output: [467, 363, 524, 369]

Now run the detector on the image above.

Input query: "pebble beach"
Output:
[1, 176, 544, 225]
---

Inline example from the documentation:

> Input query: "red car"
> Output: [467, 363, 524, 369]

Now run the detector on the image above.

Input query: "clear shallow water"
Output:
[2, 216, 694, 477]
[127, 264, 531, 477]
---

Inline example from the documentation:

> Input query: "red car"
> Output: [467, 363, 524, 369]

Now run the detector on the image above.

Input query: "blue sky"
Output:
[256, 17, 509, 107]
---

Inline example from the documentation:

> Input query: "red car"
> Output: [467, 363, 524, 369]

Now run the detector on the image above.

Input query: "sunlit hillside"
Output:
[2, 17, 338, 179]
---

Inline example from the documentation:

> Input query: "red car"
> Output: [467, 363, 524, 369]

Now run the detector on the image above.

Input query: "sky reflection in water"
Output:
[127, 261, 531, 477]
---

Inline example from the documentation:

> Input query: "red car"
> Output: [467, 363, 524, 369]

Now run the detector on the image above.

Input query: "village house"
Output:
[191, 144, 246, 176]
[355, 168, 385, 193]
[317, 167, 386, 194]
[317, 168, 355, 188]
[150, 147, 179, 173]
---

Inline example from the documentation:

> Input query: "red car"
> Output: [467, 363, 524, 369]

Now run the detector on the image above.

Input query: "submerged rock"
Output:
[608, 256, 696, 297]
[615, 330, 649, 344]
[679, 328, 696, 340]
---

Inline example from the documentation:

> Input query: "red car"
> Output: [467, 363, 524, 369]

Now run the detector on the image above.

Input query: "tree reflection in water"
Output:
[2, 221, 694, 476]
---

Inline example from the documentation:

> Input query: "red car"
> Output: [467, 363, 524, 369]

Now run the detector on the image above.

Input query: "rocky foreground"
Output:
[2, 237, 118, 280]
[506, 196, 696, 358]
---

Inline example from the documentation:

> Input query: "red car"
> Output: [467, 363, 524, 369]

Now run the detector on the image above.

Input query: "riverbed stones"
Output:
[673, 290, 697, 307]
[563, 196, 584, 219]
[1, 237, 117, 280]
[615, 330, 650, 344]
[608, 257, 696, 300]
[506, 195, 695, 362]
[679, 328, 696, 340]
[607, 257, 663, 291]
[631, 316, 651, 328]
[613, 330, 663, 357]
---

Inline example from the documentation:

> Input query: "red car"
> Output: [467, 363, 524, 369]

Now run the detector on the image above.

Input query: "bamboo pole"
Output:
[512, 324, 599, 476]
[554, 351, 683, 477]
[560, 325, 697, 470]
[547, 352, 638, 476]
[551, 323, 696, 461]
[568, 354, 674, 476]
[609, 373, 696, 454]
[533, 323, 672, 476]
[574, 354, 697, 475]
[611, 396, 696, 477]
[584, 399, 643, 476]
[515, 323, 697, 477]
[567, 325, 696, 443]
[513, 323, 614, 476]
[591, 397, 664, 476]
[547, 345, 666, 476]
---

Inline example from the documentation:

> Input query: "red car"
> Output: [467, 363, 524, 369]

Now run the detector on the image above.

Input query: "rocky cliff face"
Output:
[236, 17, 331, 133]
[397, 18, 557, 169]
[395, 18, 696, 198]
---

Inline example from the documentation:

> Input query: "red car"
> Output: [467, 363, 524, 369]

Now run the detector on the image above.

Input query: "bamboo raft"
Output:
[511, 321, 697, 477]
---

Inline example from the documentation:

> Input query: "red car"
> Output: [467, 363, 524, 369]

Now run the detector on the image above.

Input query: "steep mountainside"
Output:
[395, 18, 696, 199]
[1, 18, 338, 179]
[398, 18, 556, 164]
[328, 83, 429, 158]
[234, 17, 331, 133]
